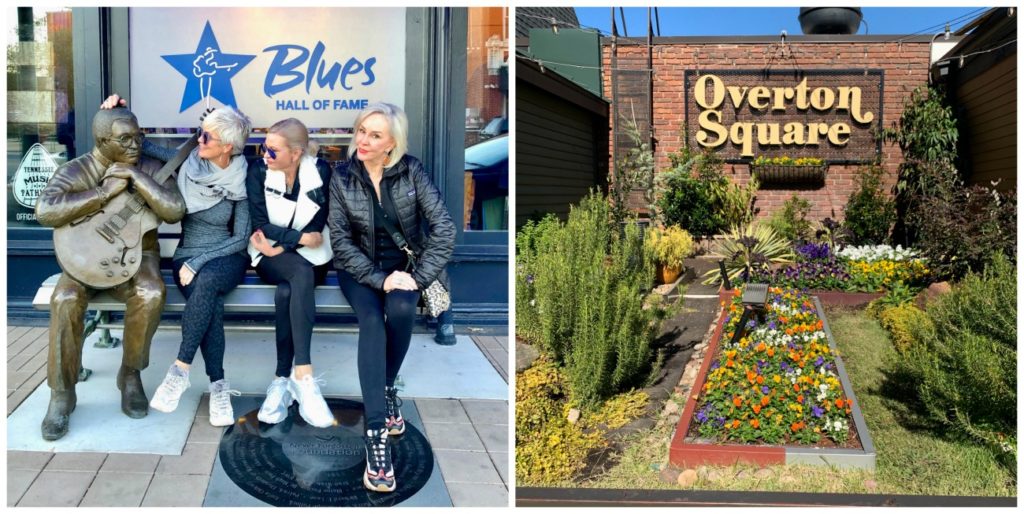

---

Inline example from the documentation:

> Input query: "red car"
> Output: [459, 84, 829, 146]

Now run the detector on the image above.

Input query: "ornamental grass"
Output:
[693, 287, 855, 446]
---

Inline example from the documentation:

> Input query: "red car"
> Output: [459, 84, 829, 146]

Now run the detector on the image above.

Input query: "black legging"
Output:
[172, 253, 248, 382]
[255, 251, 329, 377]
[337, 270, 420, 431]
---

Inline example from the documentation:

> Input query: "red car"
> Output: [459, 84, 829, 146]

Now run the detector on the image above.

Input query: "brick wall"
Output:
[603, 40, 932, 222]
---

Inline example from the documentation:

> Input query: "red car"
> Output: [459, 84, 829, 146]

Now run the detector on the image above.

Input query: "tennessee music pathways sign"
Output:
[129, 8, 405, 128]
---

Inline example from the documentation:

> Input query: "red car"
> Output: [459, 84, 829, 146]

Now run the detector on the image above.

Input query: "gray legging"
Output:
[255, 251, 329, 377]
[172, 253, 248, 382]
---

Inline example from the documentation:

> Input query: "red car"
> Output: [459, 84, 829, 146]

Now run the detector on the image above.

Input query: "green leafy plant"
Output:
[515, 214, 561, 346]
[710, 175, 760, 228]
[882, 85, 960, 246]
[876, 302, 931, 354]
[520, 191, 664, 407]
[844, 165, 895, 245]
[913, 184, 1016, 281]
[655, 165, 724, 238]
[644, 224, 695, 268]
[899, 254, 1016, 466]
[767, 194, 812, 243]
[515, 357, 649, 485]
[612, 116, 656, 226]
[701, 223, 796, 286]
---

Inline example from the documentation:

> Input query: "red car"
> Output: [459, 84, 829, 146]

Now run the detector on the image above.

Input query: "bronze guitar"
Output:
[53, 134, 198, 289]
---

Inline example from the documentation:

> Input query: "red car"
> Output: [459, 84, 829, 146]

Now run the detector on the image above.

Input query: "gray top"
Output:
[173, 199, 251, 273]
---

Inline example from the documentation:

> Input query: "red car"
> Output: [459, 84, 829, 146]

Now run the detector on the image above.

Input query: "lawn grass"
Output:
[578, 308, 1016, 496]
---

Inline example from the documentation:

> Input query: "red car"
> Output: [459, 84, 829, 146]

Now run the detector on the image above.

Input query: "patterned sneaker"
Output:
[385, 386, 405, 436]
[258, 377, 293, 424]
[363, 428, 396, 492]
[149, 363, 190, 413]
[287, 373, 335, 428]
[208, 379, 241, 427]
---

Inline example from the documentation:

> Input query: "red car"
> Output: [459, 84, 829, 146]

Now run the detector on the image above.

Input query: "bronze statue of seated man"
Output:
[35, 108, 186, 440]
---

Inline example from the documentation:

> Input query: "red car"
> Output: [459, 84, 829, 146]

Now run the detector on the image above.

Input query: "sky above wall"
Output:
[574, 7, 986, 38]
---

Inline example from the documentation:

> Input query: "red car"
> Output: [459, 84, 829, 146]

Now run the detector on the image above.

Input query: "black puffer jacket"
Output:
[328, 154, 455, 290]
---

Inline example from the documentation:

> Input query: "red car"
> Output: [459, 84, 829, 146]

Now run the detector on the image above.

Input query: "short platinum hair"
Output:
[349, 102, 408, 168]
[201, 107, 252, 156]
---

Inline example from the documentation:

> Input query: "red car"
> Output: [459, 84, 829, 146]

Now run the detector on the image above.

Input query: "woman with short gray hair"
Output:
[143, 104, 254, 427]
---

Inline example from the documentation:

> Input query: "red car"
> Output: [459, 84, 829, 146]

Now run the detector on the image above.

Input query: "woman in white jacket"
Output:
[246, 118, 334, 428]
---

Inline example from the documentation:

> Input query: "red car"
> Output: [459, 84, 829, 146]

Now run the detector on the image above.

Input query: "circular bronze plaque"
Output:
[218, 398, 433, 507]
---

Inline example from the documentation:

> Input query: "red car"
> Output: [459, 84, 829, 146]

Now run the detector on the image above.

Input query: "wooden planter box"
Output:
[751, 164, 827, 184]
[669, 294, 876, 470]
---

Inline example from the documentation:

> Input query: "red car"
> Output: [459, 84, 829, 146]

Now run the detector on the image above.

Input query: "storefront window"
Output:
[463, 7, 508, 231]
[6, 7, 74, 228]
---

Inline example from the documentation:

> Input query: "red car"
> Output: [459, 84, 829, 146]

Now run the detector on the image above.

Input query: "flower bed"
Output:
[750, 244, 930, 293]
[669, 287, 875, 469]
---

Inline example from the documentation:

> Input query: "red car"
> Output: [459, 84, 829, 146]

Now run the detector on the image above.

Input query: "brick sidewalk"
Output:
[6, 326, 509, 507]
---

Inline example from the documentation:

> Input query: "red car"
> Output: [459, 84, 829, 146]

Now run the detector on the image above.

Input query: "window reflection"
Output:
[464, 7, 508, 231]
[6, 7, 74, 228]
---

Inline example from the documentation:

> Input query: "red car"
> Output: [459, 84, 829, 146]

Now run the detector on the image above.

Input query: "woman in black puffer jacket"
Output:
[328, 102, 455, 493]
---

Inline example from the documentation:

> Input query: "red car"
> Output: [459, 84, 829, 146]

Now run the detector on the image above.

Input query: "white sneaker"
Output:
[208, 379, 241, 427]
[258, 377, 293, 424]
[287, 373, 335, 428]
[149, 363, 190, 413]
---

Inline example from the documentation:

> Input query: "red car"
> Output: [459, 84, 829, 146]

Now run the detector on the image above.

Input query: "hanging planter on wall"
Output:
[749, 156, 828, 184]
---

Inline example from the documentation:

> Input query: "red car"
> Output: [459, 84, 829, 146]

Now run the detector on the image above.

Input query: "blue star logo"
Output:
[161, 21, 255, 113]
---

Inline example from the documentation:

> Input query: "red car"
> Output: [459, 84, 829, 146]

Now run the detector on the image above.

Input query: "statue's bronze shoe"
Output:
[41, 389, 77, 441]
[117, 365, 149, 419]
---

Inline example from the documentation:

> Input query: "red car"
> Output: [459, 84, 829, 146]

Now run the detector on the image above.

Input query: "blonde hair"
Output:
[201, 107, 252, 156]
[268, 118, 319, 157]
[349, 102, 408, 168]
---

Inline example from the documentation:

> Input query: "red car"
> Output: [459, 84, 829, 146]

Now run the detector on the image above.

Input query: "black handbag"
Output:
[373, 197, 451, 317]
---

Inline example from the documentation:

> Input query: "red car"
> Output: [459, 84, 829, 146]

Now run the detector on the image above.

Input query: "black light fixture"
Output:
[727, 282, 770, 347]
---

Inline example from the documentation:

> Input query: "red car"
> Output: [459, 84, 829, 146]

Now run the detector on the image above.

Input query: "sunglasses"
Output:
[198, 128, 222, 146]
[260, 143, 278, 160]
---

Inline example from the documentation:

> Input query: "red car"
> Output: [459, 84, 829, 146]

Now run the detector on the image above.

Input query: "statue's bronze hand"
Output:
[99, 176, 129, 200]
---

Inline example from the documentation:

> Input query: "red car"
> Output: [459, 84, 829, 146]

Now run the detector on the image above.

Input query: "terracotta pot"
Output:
[657, 263, 683, 284]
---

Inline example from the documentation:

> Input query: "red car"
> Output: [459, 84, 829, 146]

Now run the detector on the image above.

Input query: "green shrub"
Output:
[655, 167, 723, 238]
[645, 224, 694, 267]
[520, 191, 663, 407]
[876, 303, 930, 354]
[515, 215, 561, 346]
[710, 174, 760, 229]
[913, 184, 1016, 281]
[515, 359, 604, 485]
[515, 358, 650, 485]
[767, 194, 812, 243]
[844, 165, 895, 245]
[899, 254, 1016, 463]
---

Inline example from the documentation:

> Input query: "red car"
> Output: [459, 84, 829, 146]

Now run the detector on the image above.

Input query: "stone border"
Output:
[668, 292, 876, 470]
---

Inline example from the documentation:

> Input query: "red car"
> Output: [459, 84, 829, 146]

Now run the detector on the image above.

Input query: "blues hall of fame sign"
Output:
[129, 8, 405, 129]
